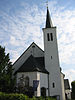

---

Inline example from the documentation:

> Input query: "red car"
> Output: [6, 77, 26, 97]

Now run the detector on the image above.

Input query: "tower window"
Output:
[47, 33, 53, 41]
[51, 56, 52, 59]
[47, 33, 50, 41]
[52, 83, 55, 88]
[50, 33, 53, 41]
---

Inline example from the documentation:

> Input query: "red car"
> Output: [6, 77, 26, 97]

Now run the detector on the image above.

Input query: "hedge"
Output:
[30, 96, 56, 100]
[0, 92, 56, 100]
[0, 92, 29, 100]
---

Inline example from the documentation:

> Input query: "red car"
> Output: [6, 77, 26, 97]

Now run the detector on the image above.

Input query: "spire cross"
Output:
[46, 0, 48, 8]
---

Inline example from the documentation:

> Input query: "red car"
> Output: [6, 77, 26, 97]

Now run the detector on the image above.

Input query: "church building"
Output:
[13, 7, 67, 100]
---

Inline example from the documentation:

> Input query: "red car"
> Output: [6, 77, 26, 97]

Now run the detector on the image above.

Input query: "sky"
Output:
[0, 0, 75, 85]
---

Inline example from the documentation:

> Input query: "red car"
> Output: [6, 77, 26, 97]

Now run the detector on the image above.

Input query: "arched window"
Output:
[52, 82, 55, 88]
[25, 76, 29, 87]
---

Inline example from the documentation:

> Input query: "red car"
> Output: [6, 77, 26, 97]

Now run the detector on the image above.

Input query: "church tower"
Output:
[42, 8, 65, 100]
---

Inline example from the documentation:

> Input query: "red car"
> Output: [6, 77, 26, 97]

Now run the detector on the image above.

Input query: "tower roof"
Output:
[45, 7, 53, 28]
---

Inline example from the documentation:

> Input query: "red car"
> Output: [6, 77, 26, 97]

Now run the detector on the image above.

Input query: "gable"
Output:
[13, 42, 44, 74]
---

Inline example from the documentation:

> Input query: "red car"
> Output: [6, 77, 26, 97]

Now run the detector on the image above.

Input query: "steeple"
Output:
[45, 7, 53, 28]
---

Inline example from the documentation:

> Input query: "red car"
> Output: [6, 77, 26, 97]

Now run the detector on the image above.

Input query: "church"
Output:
[13, 7, 70, 100]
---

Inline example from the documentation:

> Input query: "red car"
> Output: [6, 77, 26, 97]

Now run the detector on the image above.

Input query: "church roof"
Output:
[46, 7, 53, 28]
[15, 55, 49, 74]
[13, 42, 44, 66]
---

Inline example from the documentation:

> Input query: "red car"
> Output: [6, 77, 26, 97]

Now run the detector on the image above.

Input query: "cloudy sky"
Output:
[0, 0, 75, 85]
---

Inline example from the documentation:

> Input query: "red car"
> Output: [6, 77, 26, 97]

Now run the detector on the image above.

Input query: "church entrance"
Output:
[41, 87, 46, 97]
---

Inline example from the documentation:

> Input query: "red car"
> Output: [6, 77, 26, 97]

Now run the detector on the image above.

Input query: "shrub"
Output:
[30, 96, 56, 100]
[0, 92, 29, 100]
[0, 92, 56, 100]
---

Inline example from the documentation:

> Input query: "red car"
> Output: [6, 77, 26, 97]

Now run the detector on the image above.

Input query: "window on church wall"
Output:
[52, 82, 55, 88]
[50, 33, 53, 41]
[51, 56, 52, 59]
[25, 76, 29, 87]
[18, 74, 25, 86]
[47, 33, 50, 41]
[47, 33, 53, 41]
[41, 87, 46, 96]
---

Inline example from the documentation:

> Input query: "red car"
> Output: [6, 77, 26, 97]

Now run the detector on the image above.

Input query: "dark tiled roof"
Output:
[15, 55, 49, 74]
[35, 57, 45, 68]
[64, 79, 70, 90]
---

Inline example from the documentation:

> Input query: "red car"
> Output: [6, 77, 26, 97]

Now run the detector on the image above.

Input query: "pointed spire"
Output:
[45, 7, 53, 28]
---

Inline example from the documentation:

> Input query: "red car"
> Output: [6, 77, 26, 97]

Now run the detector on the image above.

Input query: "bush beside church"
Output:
[0, 92, 56, 100]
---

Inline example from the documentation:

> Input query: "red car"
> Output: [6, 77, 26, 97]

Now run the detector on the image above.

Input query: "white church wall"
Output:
[16, 72, 41, 97]
[16, 72, 48, 97]
[33, 72, 48, 97]
[61, 73, 66, 100]
[13, 43, 44, 74]
[36, 72, 40, 96]
[40, 73, 48, 96]
[16, 72, 37, 86]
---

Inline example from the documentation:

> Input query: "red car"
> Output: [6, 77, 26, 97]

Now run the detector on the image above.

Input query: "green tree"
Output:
[0, 45, 15, 93]
[71, 80, 75, 99]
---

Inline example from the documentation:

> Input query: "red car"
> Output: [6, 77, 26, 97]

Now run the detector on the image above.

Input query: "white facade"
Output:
[43, 27, 65, 100]
[16, 72, 48, 97]
[16, 72, 37, 86]
[40, 73, 48, 96]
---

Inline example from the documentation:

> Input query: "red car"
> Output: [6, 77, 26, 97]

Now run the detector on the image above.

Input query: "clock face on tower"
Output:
[47, 33, 53, 41]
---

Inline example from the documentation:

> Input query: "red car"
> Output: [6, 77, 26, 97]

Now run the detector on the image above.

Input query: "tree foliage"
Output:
[0, 45, 15, 93]
[71, 80, 75, 99]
